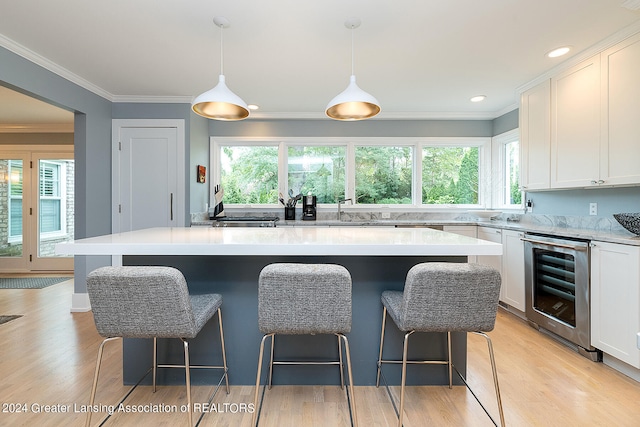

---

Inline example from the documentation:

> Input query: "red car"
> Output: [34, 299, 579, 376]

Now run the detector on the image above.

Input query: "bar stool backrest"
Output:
[87, 266, 199, 339]
[258, 263, 352, 335]
[401, 262, 501, 332]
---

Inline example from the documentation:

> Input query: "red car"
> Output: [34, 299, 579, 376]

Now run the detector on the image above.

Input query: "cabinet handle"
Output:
[170, 193, 173, 221]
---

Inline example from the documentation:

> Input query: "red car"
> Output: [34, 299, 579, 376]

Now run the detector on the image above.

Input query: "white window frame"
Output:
[38, 160, 68, 240]
[211, 137, 491, 210]
[7, 160, 23, 243]
[491, 129, 523, 210]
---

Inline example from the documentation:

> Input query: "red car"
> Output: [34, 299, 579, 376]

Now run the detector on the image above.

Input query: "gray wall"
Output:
[209, 118, 495, 138]
[525, 187, 640, 218]
[1, 45, 113, 293]
[493, 109, 518, 136]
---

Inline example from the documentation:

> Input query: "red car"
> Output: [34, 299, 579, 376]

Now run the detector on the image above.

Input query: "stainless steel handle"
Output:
[520, 237, 588, 251]
[170, 193, 173, 221]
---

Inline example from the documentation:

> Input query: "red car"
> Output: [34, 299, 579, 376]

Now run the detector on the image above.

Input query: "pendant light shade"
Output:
[192, 17, 249, 121]
[326, 18, 380, 121]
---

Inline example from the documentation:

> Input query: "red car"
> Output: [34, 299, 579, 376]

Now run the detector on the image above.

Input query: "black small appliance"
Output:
[302, 194, 317, 221]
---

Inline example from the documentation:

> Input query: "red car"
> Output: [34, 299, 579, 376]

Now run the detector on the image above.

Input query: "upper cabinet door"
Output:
[600, 32, 640, 186]
[520, 80, 551, 191]
[551, 55, 601, 189]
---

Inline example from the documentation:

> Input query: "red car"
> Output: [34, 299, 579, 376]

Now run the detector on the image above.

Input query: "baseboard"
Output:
[70, 292, 91, 312]
[603, 354, 640, 383]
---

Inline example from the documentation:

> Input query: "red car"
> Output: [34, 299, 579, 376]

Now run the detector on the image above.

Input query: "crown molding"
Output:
[111, 95, 193, 103]
[0, 33, 113, 101]
[0, 123, 74, 133]
[245, 105, 518, 121]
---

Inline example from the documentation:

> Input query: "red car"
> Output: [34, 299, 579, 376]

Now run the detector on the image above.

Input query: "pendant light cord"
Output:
[219, 23, 224, 76]
[350, 24, 355, 76]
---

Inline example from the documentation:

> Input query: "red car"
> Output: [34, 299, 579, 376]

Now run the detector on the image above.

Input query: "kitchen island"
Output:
[57, 226, 502, 386]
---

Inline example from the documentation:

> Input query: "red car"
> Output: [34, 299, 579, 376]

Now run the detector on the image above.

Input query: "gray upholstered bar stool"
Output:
[85, 266, 229, 427]
[376, 262, 505, 427]
[252, 263, 358, 427]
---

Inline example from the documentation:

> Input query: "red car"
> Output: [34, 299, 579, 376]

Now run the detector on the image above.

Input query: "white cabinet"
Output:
[521, 32, 640, 191]
[591, 241, 640, 368]
[600, 32, 640, 186]
[520, 80, 551, 190]
[501, 230, 526, 312]
[550, 55, 601, 189]
[476, 227, 525, 313]
[443, 225, 477, 263]
[476, 227, 504, 298]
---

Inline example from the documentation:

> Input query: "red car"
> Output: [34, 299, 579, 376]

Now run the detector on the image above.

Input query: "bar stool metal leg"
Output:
[338, 335, 345, 389]
[474, 332, 505, 427]
[216, 308, 230, 394]
[397, 330, 415, 427]
[338, 333, 358, 427]
[153, 337, 158, 392]
[252, 333, 274, 427]
[376, 306, 388, 387]
[183, 339, 192, 427]
[447, 331, 453, 389]
[86, 337, 120, 427]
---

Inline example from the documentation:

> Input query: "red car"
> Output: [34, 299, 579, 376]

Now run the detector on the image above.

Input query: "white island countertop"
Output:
[56, 226, 502, 257]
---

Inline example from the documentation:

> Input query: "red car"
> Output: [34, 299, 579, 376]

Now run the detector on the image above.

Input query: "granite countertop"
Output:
[191, 213, 640, 246]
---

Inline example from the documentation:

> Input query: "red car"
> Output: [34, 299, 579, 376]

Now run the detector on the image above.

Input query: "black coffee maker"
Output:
[302, 194, 317, 221]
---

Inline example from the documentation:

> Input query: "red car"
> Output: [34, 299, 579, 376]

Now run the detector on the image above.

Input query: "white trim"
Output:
[70, 292, 91, 312]
[211, 136, 491, 208]
[492, 129, 522, 210]
[0, 123, 74, 133]
[0, 33, 113, 101]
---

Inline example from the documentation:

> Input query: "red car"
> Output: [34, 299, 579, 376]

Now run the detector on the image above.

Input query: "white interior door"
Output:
[112, 120, 185, 233]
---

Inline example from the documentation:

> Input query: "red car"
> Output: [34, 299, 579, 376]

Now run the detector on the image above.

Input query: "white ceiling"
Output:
[1, 0, 640, 125]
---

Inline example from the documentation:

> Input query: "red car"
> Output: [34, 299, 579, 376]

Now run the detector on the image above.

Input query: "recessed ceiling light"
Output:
[247, 104, 260, 110]
[546, 46, 571, 58]
[470, 95, 486, 103]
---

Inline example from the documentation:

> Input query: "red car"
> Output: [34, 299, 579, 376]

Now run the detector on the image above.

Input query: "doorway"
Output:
[0, 147, 74, 272]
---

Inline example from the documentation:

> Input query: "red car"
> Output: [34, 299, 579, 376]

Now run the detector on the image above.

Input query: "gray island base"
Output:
[124, 254, 468, 386]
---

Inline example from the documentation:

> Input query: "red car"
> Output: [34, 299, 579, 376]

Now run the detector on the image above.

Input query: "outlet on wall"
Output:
[589, 202, 598, 216]
[381, 212, 391, 219]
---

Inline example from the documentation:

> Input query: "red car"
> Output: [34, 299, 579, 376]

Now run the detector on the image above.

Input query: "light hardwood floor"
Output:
[1, 280, 640, 426]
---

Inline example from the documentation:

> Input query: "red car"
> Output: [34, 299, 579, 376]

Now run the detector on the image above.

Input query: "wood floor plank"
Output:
[1, 280, 640, 426]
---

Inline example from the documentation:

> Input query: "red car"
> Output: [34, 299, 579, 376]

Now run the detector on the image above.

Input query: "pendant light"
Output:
[192, 16, 249, 121]
[326, 18, 380, 121]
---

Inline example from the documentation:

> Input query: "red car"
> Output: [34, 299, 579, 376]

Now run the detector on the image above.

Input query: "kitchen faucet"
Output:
[338, 198, 352, 221]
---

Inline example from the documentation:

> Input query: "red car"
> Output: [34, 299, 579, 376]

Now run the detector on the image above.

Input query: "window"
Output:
[355, 146, 412, 204]
[211, 137, 492, 208]
[287, 145, 346, 203]
[422, 146, 479, 205]
[8, 160, 23, 239]
[219, 145, 279, 204]
[492, 129, 522, 208]
[39, 161, 63, 234]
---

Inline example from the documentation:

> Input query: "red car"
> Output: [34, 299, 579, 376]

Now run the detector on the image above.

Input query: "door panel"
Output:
[31, 153, 74, 271]
[0, 153, 30, 271]
[112, 120, 185, 234]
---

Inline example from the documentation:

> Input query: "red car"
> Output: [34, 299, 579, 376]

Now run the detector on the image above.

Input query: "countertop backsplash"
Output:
[190, 210, 640, 246]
